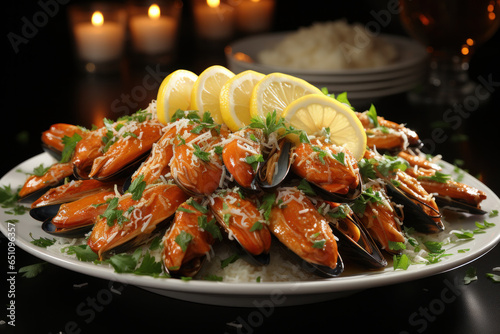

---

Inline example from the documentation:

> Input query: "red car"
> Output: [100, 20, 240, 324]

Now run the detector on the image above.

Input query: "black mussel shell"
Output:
[167, 257, 207, 278]
[41, 143, 62, 161]
[385, 182, 444, 233]
[42, 219, 93, 238]
[257, 140, 293, 191]
[30, 204, 61, 222]
[211, 207, 270, 266]
[276, 239, 344, 278]
[434, 196, 487, 215]
[309, 178, 363, 203]
[330, 215, 387, 269]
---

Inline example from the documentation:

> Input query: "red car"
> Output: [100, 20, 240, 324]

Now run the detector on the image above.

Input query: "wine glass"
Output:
[399, 0, 500, 106]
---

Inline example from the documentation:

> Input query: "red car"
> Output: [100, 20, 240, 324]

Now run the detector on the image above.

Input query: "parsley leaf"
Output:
[245, 154, 265, 171]
[32, 163, 50, 176]
[393, 254, 410, 270]
[464, 267, 477, 285]
[19, 262, 47, 278]
[351, 187, 383, 215]
[192, 144, 211, 162]
[29, 233, 56, 248]
[127, 174, 146, 200]
[60, 133, 82, 163]
[249, 110, 287, 137]
[108, 248, 142, 273]
[175, 230, 193, 252]
[100, 197, 129, 227]
[134, 252, 162, 276]
[221, 253, 239, 268]
[297, 179, 316, 197]
[250, 221, 264, 232]
[376, 155, 409, 176]
[198, 216, 222, 241]
[259, 193, 276, 221]
[417, 171, 452, 183]
[65, 245, 99, 262]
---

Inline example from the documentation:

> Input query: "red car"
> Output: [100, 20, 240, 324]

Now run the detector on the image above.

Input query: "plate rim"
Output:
[226, 32, 429, 76]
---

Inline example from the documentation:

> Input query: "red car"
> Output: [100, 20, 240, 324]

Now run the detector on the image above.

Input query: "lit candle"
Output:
[235, 0, 275, 33]
[73, 11, 125, 63]
[193, 0, 235, 40]
[130, 4, 179, 55]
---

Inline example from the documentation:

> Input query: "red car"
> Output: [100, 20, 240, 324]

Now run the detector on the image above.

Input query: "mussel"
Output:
[321, 202, 387, 268]
[291, 139, 362, 203]
[268, 187, 344, 277]
[18, 162, 75, 203]
[256, 139, 294, 191]
[87, 183, 188, 259]
[41, 123, 88, 161]
[209, 189, 271, 266]
[162, 199, 219, 277]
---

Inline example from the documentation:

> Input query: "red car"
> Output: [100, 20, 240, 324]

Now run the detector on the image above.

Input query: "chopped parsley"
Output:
[127, 174, 146, 200]
[19, 262, 47, 278]
[259, 193, 276, 221]
[192, 144, 211, 162]
[221, 253, 239, 268]
[351, 187, 384, 215]
[463, 267, 477, 285]
[60, 133, 82, 163]
[198, 215, 222, 241]
[417, 171, 452, 183]
[29, 233, 56, 248]
[175, 230, 193, 252]
[249, 110, 287, 137]
[107, 248, 142, 273]
[133, 252, 163, 276]
[245, 154, 264, 171]
[249, 221, 264, 232]
[64, 245, 99, 262]
[393, 253, 410, 270]
[297, 179, 316, 197]
[100, 197, 129, 227]
[311, 146, 327, 164]
[32, 163, 50, 176]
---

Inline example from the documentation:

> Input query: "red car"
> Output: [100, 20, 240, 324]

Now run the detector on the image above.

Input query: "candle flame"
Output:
[207, 0, 220, 8]
[91, 11, 104, 27]
[148, 4, 161, 19]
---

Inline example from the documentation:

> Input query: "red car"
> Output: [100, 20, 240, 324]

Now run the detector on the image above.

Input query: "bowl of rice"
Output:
[225, 20, 428, 107]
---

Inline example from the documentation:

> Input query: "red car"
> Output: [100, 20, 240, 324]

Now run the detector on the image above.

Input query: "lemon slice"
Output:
[249, 72, 322, 121]
[191, 65, 235, 124]
[220, 70, 265, 132]
[156, 69, 198, 125]
[281, 94, 367, 161]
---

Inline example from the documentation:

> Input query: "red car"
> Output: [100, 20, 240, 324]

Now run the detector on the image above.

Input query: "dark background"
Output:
[2, 1, 500, 333]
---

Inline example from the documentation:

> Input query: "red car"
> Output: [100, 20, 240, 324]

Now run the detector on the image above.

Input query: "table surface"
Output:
[2, 1, 500, 333]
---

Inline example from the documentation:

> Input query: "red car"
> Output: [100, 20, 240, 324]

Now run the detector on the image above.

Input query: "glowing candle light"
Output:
[235, 0, 275, 33]
[193, 0, 235, 40]
[130, 3, 181, 55]
[73, 10, 125, 63]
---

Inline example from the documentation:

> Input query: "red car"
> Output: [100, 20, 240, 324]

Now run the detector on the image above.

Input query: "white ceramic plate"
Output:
[2, 153, 499, 307]
[226, 32, 428, 77]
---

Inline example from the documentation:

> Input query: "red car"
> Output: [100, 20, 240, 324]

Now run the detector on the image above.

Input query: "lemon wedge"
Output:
[281, 94, 367, 161]
[249, 72, 322, 121]
[156, 69, 198, 125]
[191, 65, 235, 124]
[220, 70, 265, 132]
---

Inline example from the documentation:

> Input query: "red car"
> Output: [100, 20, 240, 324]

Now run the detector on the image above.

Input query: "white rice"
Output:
[257, 20, 398, 70]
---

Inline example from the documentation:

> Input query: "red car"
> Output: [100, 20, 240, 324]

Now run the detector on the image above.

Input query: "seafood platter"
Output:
[1, 66, 499, 306]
